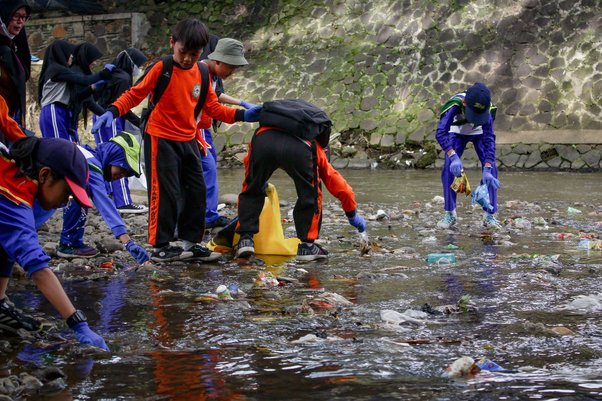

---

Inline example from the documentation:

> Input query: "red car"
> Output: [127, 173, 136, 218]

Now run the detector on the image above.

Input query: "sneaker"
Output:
[437, 212, 457, 229]
[205, 215, 232, 229]
[150, 246, 193, 262]
[57, 244, 98, 258]
[118, 204, 148, 214]
[235, 236, 255, 259]
[0, 297, 41, 333]
[188, 244, 221, 262]
[296, 242, 328, 261]
[483, 214, 502, 229]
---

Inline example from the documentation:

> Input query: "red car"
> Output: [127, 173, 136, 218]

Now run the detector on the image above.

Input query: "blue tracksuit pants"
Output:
[92, 115, 132, 208]
[201, 128, 220, 224]
[442, 134, 498, 214]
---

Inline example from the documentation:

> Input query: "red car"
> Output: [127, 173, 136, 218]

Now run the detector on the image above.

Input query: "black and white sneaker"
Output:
[205, 215, 232, 229]
[188, 244, 221, 262]
[118, 204, 148, 214]
[235, 236, 255, 259]
[150, 246, 193, 262]
[0, 297, 41, 333]
[296, 242, 328, 261]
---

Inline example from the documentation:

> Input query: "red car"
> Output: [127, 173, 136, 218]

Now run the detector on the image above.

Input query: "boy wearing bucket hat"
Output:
[41, 131, 150, 264]
[198, 38, 257, 230]
[435, 82, 502, 230]
[0, 135, 108, 350]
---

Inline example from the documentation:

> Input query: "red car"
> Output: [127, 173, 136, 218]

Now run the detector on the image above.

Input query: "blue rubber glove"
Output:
[92, 111, 114, 134]
[239, 100, 257, 110]
[243, 105, 262, 122]
[125, 239, 149, 264]
[348, 213, 366, 233]
[71, 322, 109, 351]
[94, 79, 107, 89]
[482, 167, 500, 190]
[104, 63, 116, 72]
[449, 153, 463, 177]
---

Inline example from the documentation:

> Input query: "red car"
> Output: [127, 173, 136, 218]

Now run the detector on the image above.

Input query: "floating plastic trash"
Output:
[426, 253, 456, 265]
[567, 206, 582, 214]
[578, 239, 602, 250]
[471, 184, 494, 213]
[359, 231, 370, 255]
[443, 356, 479, 378]
[475, 357, 507, 372]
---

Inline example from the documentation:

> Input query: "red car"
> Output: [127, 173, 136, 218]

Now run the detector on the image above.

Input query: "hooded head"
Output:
[38, 40, 75, 102]
[72, 42, 103, 75]
[112, 47, 147, 75]
[0, 0, 32, 80]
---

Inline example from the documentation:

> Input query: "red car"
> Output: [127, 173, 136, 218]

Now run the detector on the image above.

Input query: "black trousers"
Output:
[237, 130, 320, 242]
[144, 135, 206, 247]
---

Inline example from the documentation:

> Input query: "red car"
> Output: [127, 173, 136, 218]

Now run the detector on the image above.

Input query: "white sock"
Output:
[182, 240, 195, 251]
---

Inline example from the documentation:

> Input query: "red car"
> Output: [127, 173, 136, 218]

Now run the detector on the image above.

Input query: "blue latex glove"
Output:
[125, 239, 149, 264]
[240, 100, 257, 110]
[243, 105, 262, 122]
[92, 111, 114, 134]
[449, 153, 463, 177]
[482, 167, 501, 189]
[94, 80, 107, 89]
[348, 213, 366, 233]
[71, 322, 109, 351]
[104, 63, 116, 72]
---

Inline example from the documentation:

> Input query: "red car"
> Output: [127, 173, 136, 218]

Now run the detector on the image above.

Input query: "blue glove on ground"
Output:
[449, 153, 463, 177]
[104, 63, 116, 72]
[72, 322, 109, 351]
[125, 239, 149, 264]
[92, 111, 114, 134]
[243, 105, 262, 122]
[482, 167, 500, 189]
[348, 213, 366, 233]
[240, 100, 257, 110]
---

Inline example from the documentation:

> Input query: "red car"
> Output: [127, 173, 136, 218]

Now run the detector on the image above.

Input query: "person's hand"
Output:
[104, 63, 116, 72]
[449, 153, 463, 177]
[93, 80, 106, 90]
[92, 111, 114, 134]
[348, 212, 366, 233]
[71, 322, 109, 351]
[243, 105, 262, 122]
[240, 100, 257, 110]
[482, 167, 501, 189]
[125, 239, 149, 264]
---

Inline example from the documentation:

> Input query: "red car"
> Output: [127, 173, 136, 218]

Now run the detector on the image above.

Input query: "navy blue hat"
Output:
[37, 138, 93, 208]
[464, 82, 491, 126]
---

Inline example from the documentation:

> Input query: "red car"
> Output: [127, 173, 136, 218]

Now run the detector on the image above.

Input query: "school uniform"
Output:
[110, 58, 245, 246]
[435, 92, 498, 213]
[237, 127, 357, 242]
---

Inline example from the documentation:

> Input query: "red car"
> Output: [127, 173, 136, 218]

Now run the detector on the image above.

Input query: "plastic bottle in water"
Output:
[426, 253, 456, 265]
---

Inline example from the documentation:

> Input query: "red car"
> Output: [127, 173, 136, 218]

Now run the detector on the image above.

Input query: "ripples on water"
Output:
[2, 170, 602, 400]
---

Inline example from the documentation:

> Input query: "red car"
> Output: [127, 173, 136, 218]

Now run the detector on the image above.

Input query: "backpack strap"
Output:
[194, 61, 210, 120]
[151, 56, 174, 108]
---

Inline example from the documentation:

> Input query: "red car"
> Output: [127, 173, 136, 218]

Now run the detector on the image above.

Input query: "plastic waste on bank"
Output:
[567, 206, 582, 214]
[578, 239, 602, 250]
[358, 231, 370, 255]
[471, 184, 494, 213]
[216, 285, 233, 300]
[475, 357, 508, 372]
[443, 356, 479, 378]
[426, 253, 456, 265]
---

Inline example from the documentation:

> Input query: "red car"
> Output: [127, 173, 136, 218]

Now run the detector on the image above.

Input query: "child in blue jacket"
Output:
[435, 82, 501, 229]
[0, 134, 108, 350]
[39, 132, 149, 262]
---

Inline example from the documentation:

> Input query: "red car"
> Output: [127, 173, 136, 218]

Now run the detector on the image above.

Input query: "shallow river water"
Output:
[3, 169, 602, 401]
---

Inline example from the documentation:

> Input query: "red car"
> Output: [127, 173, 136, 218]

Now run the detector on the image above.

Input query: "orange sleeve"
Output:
[112, 61, 162, 116]
[201, 83, 239, 125]
[0, 96, 25, 142]
[316, 144, 357, 213]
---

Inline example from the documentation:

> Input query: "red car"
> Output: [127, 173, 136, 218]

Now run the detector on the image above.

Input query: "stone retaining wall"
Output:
[22, 0, 602, 170]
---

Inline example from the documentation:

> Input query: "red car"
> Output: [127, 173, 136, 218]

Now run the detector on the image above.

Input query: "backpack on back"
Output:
[139, 56, 210, 133]
[259, 99, 332, 148]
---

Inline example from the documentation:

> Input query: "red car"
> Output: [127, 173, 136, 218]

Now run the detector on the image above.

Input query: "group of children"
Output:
[0, 14, 501, 351]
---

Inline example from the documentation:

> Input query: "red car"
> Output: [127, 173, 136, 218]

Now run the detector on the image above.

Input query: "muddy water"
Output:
[3, 170, 602, 400]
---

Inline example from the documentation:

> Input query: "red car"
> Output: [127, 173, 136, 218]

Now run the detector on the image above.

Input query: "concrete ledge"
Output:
[497, 130, 602, 145]
[27, 13, 139, 25]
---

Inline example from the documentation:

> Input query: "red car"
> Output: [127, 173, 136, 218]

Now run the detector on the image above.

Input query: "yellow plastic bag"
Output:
[451, 172, 471, 196]
[233, 183, 300, 256]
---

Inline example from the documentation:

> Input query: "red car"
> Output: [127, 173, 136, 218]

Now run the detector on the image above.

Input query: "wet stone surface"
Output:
[1, 169, 601, 400]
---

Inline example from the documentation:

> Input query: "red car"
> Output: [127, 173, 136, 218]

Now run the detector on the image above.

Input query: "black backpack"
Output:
[139, 56, 210, 133]
[259, 99, 332, 148]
